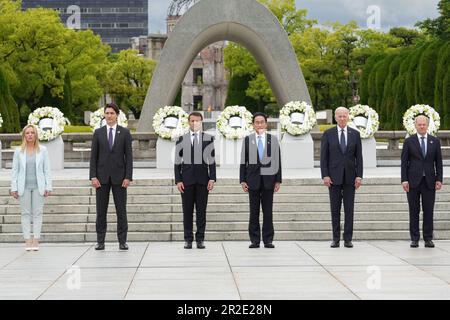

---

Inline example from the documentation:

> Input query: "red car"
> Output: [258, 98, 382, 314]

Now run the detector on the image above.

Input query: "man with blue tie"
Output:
[240, 112, 282, 248]
[401, 115, 443, 248]
[90, 103, 133, 251]
[320, 107, 363, 248]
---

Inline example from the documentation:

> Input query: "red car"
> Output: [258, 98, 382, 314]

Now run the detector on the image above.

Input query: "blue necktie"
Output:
[257, 136, 264, 159]
[340, 129, 346, 154]
[420, 136, 426, 158]
[109, 127, 113, 151]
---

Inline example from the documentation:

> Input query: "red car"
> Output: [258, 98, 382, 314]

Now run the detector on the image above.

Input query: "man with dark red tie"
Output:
[90, 103, 133, 251]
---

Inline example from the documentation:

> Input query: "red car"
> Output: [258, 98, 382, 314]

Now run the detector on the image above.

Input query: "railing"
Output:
[1, 130, 449, 168]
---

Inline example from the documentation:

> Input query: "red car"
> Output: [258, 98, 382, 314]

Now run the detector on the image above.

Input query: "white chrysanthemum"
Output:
[216, 106, 254, 140]
[27, 106, 69, 141]
[348, 104, 379, 139]
[153, 106, 189, 141]
[403, 104, 440, 136]
[279, 101, 317, 136]
[89, 108, 128, 130]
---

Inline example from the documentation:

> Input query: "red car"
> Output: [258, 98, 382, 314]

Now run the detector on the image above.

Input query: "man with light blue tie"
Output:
[240, 112, 282, 249]
[401, 115, 443, 248]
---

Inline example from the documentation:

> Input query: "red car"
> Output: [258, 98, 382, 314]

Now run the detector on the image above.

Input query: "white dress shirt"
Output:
[190, 130, 201, 145]
[255, 131, 266, 148]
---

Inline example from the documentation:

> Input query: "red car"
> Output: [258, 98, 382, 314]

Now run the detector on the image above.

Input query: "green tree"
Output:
[0, 65, 20, 132]
[416, 0, 449, 40]
[104, 49, 156, 118]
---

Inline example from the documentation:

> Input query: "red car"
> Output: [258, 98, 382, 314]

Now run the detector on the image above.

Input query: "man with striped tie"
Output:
[240, 112, 282, 249]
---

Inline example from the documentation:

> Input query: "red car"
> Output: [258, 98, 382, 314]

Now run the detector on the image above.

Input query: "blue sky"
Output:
[148, 0, 440, 34]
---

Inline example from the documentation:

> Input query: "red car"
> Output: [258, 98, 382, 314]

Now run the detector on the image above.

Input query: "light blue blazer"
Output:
[10, 146, 52, 196]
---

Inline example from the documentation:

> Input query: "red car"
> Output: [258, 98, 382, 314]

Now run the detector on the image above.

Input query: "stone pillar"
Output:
[281, 133, 314, 168]
[362, 137, 377, 168]
[41, 136, 64, 170]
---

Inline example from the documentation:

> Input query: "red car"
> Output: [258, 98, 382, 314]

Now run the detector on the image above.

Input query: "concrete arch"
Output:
[138, 0, 312, 132]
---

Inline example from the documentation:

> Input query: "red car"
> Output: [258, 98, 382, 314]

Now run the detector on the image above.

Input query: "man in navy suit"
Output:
[401, 115, 443, 248]
[320, 107, 363, 248]
[175, 112, 216, 249]
[240, 112, 282, 249]
[90, 103, 133, 251]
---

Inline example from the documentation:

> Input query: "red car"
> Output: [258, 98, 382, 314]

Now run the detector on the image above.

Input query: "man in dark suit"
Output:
[175, 112, 216, 249]
[240, 112, 282, 249]
[401, 115, 443, 248]
[320, 107, 363, 248]
[90, 103, 133, 251]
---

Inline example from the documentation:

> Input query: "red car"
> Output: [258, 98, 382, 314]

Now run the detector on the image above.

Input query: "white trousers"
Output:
[19, 188, 45, 240]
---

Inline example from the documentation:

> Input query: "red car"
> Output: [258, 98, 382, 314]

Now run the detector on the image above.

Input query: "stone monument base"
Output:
[281, 133, 314, 169]
[41, 136, 64, 170]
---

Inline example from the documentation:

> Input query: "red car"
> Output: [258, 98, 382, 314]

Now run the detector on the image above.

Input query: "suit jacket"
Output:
[240, 133, 282, 190]
[11, 146, 52, 196]
[89, 125, 133, 185]
[320, 126, 363, 185]
[174, 132, 216, 186]
[401, 134, 443, 189]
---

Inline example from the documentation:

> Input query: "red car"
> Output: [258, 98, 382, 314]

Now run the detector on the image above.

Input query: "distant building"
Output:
[22, 0, 148, 53]
[132, 15, 229, 113]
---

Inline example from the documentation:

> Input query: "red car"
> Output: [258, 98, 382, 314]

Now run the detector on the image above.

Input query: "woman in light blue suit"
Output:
[10, 124, 52, 251]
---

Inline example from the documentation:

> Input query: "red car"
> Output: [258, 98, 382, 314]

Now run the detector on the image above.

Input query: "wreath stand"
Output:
[281, 133, 314, 169]
[156, 137, 176, 169]
[41, 136, 64, 170]
[216, 130, 244, 169]
[362, 137, 377, 168]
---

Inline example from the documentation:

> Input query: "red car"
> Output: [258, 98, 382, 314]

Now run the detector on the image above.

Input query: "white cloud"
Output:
[148, 0, 441, 34]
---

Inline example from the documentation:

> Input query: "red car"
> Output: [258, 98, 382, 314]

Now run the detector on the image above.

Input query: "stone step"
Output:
[2, 221, 450, 234]
[1, 230, 450, 243]
[2, 202, 449, 214]
[2, 193, 450, 205]
[2, 177, 449, 188]
[2, 211, 450, 224]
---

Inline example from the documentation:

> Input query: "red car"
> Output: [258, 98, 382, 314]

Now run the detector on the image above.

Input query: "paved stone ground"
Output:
[1, 241, 450, 300]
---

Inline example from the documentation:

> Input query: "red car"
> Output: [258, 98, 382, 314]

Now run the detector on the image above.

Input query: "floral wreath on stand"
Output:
[28, 106, 70, 141]
[90, 107, 128, 131]
[279, 101, 317, 136]
[348, 104, 379, 139]
[152, 106, 189, 141]
[403, 104, 440, 136]
[216, 105, 254, 140]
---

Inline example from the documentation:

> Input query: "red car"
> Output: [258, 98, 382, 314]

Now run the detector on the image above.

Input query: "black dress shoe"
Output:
[119, 243, 129, 250]
[264, 243, 275, 248]
[184, 242, 192, 249]
[344, 241, 353, 248]
[330, 241, 340, 248]
[249, 242, 260, 248]
[95, 243, 105, 250]
[424, 240, 435, 248]
[410, 241, 419, 248]
[196, 241, 205, 249]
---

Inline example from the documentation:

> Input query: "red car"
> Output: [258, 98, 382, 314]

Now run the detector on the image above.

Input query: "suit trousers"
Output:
[407, 177, 435, 241]
[329, 183, 355, 242]
[248, 182, 275, 244]
[181, 183, 208, 242]
[96, 178, 128, 244]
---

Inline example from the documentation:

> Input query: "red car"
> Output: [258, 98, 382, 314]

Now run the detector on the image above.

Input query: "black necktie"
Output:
[340, 129, 346, 153]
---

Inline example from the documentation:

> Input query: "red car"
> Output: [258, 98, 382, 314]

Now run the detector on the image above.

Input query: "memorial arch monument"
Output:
[138, 0, 314, 168]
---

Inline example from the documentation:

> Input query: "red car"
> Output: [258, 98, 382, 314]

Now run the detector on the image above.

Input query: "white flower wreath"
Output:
[348, 104, 379, 139]
[153, 106, 189, 141]
[403, 104, 440, 136]
[90, 107, 128, 130]
[28, 106, 70, 141]
[279, 101, 317, 136]
[216, 106, 254, 140]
